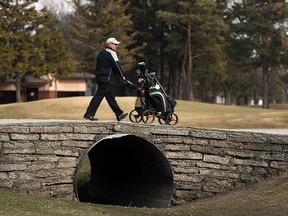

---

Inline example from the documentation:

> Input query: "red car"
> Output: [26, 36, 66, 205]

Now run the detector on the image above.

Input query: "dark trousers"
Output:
[85, 83, 123, 117]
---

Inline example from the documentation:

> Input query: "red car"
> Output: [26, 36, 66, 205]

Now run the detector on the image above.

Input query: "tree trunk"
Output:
[187, 14, 193, 100]
[182, 15, 193, 100]
[253, 90, 259, 105]
[168, 61, 177, 97]
[16, 72, 22, 103]
[262, 66, 269, 109]
[223, 83, 232, 105]
[181, 48, 188, 100]
[177, 64, 182, 99]
[160, 22, 165, 85]
[284, 87, 288, 103]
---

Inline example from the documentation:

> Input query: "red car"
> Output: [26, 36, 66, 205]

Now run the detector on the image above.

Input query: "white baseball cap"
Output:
[106, 37, 121, 45]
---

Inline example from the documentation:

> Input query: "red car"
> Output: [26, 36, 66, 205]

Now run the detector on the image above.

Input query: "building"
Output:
[0, 73, 94, 104]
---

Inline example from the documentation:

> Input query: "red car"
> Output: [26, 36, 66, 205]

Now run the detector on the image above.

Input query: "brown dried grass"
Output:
[1, 96, 288, 128]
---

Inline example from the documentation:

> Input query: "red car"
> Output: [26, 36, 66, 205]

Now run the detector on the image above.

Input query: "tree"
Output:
[225, 0, 288, 108]
[157, 0, 194, 100]
[32, 18, 77, 83]
[0, 0, 45, 102]
[191, 0, 228, 103]
[70, 0, 143, 77]
[157, 0, 228, 101]
[124, 0, 168, 80]
[0, 0, 75, 102]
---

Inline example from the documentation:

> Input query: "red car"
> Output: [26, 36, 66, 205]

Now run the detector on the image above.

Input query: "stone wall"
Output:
[0, 120, 288, 205]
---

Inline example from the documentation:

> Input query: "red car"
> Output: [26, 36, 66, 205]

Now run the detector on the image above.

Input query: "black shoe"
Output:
[83, 114, 98, 121]
[117, 113, 128, 121]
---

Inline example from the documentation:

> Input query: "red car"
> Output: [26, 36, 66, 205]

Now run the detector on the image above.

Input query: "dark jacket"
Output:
[95, 47, 125, 85]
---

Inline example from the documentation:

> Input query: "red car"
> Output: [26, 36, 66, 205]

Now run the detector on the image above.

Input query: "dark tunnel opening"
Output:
[75, 134, 174, 208]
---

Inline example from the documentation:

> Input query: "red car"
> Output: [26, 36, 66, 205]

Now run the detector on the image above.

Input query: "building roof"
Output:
[65, 72, 94, 79]
[0, 72, 94, 85]
[3, 75, 48, 86]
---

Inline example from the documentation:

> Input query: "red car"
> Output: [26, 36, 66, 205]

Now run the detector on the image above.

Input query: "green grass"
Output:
[1, 96, 288, 128]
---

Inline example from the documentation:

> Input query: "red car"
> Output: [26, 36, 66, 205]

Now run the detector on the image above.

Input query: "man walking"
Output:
[83, 37, 128, 121]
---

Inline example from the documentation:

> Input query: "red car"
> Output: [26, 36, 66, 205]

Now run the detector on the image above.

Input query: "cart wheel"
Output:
[129, 110, 142, 123]
[142, 110, 155, 124]
[166, 113, 178, 125]
[158, 113, 166, 125]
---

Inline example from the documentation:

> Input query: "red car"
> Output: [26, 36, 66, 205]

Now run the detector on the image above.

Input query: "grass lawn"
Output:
[1, 172, 288, 216]
[0, 96, 288, 128]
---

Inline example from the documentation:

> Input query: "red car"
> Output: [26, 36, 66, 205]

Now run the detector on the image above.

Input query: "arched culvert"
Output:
[75, 134, 174, 208]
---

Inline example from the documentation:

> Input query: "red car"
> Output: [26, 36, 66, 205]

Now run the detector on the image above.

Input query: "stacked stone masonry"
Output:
[0, 120, 288, 205]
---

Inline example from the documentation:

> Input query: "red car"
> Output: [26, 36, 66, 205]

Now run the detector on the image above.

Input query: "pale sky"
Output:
[36, 0, 74, 15]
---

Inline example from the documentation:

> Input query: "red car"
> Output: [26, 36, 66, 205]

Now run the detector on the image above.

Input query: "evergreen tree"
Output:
[280, 37, 288, 102]
[32, 18, 77, 83]
[0, 0, 75, 102]
[70, 0, 143, 77]
[124, 0, 168, 81]
[192, 0, 228, 103]
[157, 0, 228, 101]
[156, 0, 193, 100]
[225, 0, 288, 108]
[0, 0, 45, 102]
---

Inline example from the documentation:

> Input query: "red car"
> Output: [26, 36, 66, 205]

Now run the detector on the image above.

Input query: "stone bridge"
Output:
[0, 120, 288, 208]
